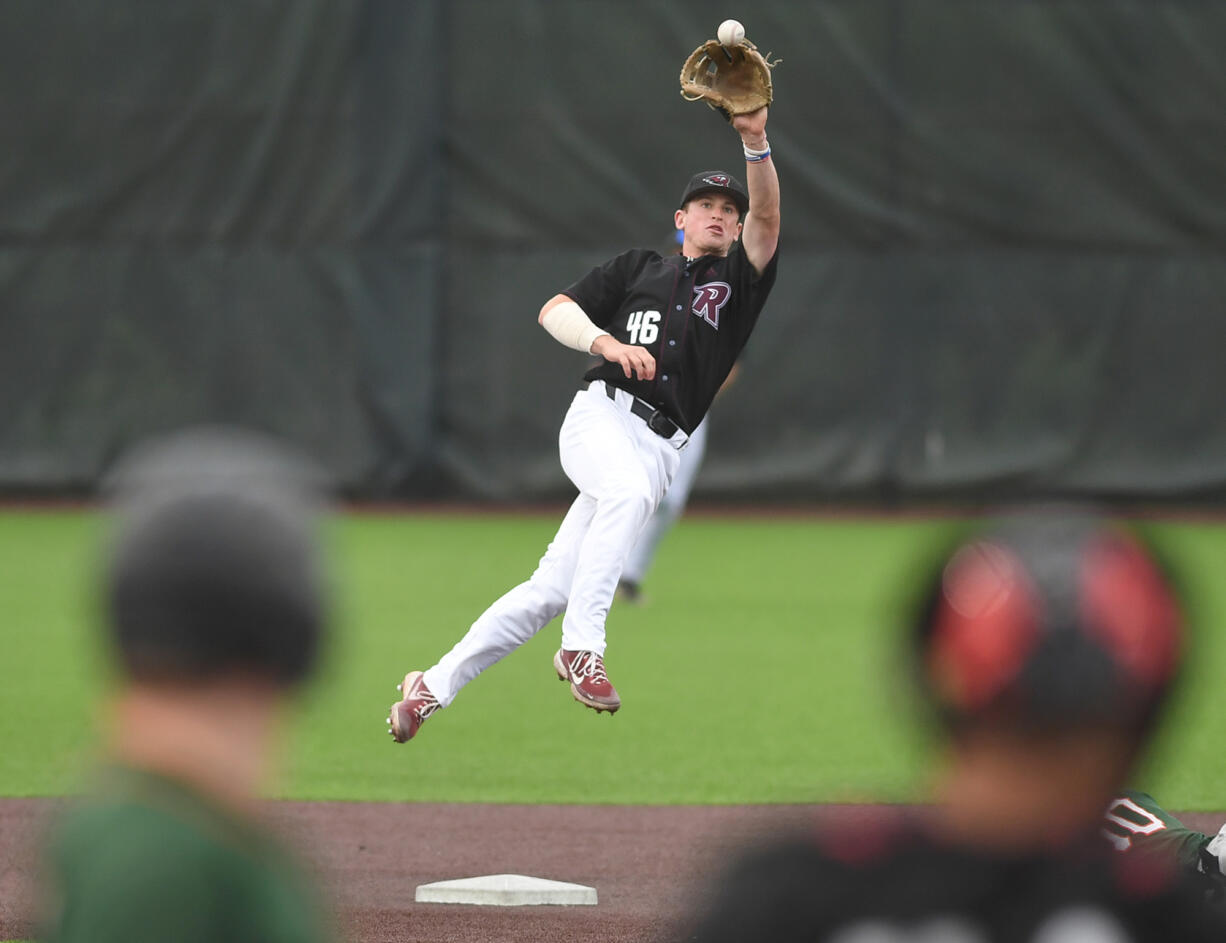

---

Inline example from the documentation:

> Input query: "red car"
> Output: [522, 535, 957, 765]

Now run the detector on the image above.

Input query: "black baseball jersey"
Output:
[563, 241, 779, 435]
[682, 811, 1226, 943]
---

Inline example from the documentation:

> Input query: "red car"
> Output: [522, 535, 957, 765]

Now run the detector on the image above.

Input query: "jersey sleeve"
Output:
[1103, 791, 1211, 878]
[561, 250, 643, 328]
[748, 240, 780, 306]
[726, 240, 780, 346]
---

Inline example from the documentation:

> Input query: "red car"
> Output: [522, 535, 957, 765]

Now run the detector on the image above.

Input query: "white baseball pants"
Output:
[621, 414, 709, 585]
[423, 381, 684, 706]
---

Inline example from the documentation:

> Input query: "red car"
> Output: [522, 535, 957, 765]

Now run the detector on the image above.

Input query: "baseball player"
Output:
[1105, 790, 1226, 898]
[684, 512, 1226, 942]
[39, 428, 335, 943]
[389, 106, 780, 741]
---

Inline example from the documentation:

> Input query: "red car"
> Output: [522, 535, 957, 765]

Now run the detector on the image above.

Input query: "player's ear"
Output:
[674, 208, 686, 231]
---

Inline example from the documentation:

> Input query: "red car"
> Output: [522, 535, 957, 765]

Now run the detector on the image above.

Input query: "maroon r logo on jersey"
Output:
[692, 282, 732, 329]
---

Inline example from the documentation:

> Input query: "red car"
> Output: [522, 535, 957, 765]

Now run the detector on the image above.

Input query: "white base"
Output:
[415, 873, 598, 907]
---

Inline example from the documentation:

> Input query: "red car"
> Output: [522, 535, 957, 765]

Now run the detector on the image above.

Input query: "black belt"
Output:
[604, 383, 680, 439]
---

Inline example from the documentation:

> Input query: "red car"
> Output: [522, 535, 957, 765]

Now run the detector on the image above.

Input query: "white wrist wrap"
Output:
[744, 140, 771, 162]
[540, 300, 609, 354]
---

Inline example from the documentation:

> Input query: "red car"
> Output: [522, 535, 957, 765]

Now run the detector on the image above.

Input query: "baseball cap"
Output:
[680, 171, 749, 216]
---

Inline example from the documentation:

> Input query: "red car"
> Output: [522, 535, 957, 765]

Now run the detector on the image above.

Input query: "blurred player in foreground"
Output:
[684, 511, 1226, 942]
[38, 428, 335, 943]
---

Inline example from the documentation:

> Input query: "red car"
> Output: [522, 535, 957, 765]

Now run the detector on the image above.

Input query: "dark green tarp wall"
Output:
[3, 1, 1225, 502]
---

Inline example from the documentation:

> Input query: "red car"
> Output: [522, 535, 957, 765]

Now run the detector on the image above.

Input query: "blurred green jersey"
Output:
[41, 766, 334, 943]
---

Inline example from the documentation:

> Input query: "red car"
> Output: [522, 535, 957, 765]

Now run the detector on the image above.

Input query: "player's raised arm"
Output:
[678, 24, 780, 276]
[733, 106, 779, 276]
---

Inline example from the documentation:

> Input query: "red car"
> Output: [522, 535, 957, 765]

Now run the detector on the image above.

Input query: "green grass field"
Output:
[2, 509, 1225, 808]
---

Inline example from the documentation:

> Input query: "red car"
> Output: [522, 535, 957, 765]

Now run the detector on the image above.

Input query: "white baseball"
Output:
[717, 19, 745, 48]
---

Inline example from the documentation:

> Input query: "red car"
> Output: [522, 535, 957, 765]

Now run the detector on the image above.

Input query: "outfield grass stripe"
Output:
[1, 511, 1224, 807]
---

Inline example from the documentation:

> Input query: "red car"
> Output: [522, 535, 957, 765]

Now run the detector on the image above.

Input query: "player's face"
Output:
[675, 194, 743, 256]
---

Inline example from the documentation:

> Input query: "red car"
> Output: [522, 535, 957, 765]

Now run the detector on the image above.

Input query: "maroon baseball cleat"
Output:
[553, 649, 621, 713]
[387, 671, 441, 743]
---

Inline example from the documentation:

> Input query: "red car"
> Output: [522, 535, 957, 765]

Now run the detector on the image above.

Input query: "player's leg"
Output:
[421, 491, 596, 707]
[389, 391, 602, 741]
[558, 387, 679, 656]
[620, 416, 709, 595]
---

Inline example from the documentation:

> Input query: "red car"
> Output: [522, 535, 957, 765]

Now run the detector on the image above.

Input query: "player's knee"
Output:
[601, 482, 654, 523]
[524, 576, 569, 615]
[656, 493, 684, 522]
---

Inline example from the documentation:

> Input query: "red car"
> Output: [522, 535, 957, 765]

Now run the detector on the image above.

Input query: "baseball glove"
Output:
[679, 38, 779, 119]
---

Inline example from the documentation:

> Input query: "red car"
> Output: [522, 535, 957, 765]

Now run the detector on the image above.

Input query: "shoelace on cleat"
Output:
[410, 686, 441, 720]
[570, 651, 609, 685]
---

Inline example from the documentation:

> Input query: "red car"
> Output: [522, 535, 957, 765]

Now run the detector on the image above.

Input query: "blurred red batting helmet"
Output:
[912, 511, 1184, 734]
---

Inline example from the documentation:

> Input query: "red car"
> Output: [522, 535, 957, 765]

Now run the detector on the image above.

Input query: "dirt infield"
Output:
[4, 799, 1224, 942]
